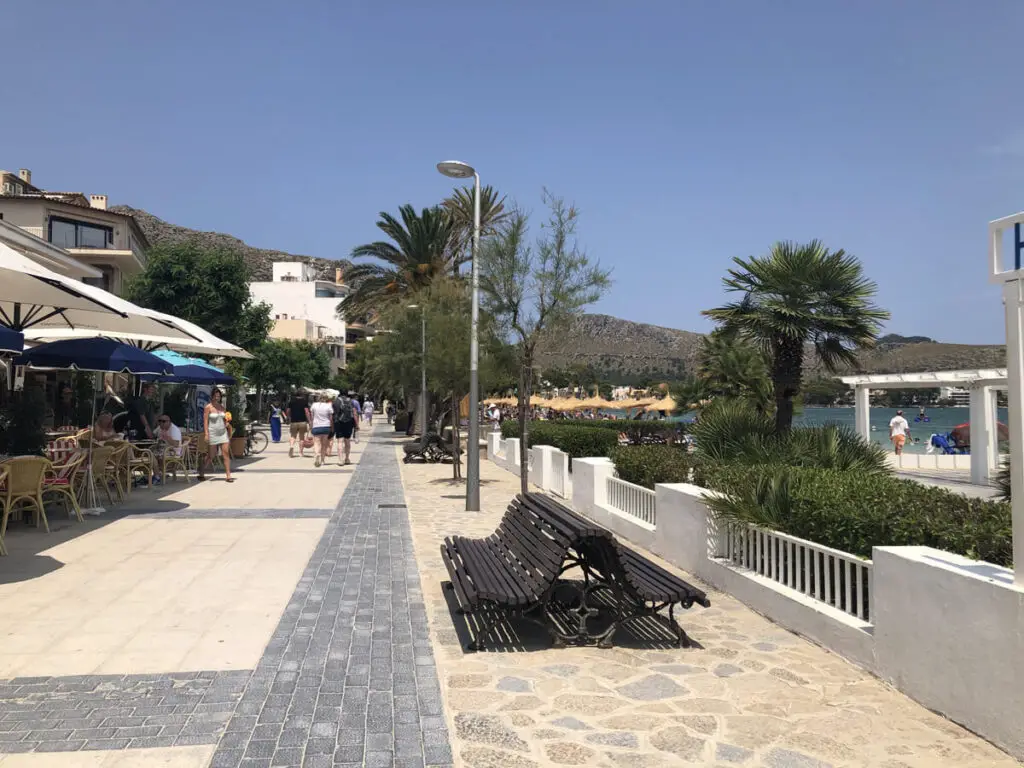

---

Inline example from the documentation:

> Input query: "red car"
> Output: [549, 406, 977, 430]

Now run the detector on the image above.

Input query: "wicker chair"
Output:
[128, 444, 155, 489]
[105, 442, 131, 501]
[44, 451, 87, 523]
[163, 437, 192, 483]
[80, 445, 116, 507]
[0, 457, 51, 548]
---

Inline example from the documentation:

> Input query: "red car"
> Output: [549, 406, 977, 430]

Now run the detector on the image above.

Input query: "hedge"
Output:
[499, 421, 619, 459]
[609, 445, 694, 488]
[697, 463, 1013, 567]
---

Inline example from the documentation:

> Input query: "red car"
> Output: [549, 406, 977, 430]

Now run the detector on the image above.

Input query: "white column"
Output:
[854, 385, 871, 441]
[969, 385, 996, 486]
[1002, 279, 1024, 585]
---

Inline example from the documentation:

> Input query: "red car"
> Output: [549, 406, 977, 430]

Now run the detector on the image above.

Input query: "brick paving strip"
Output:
[206, 429, 452, 768]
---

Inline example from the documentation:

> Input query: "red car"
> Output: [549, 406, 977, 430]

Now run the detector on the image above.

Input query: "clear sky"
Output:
[3, 1, 1023, 344]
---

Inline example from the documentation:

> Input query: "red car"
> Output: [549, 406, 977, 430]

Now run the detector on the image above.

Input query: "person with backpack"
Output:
[333, 391, 357, 465]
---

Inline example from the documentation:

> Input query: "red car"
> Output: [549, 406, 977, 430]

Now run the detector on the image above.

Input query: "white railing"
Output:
[606, 476, 656, 526]
[711, 521, 872, 622]
[549, 453, 567, 498]
[527, 448, 535, 475]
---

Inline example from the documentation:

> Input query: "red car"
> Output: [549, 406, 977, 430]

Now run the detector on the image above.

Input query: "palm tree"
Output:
[699, 329, 773, 410]
[443, 184, 510, 273]
[704, 240, 888, 433]
[340, 205, 455, 320]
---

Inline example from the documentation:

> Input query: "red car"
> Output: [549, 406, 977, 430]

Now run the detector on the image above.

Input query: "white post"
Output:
[969, 384, 996, 486]
[854, 385, 870, 441]
[1003, 278, 1024, 584]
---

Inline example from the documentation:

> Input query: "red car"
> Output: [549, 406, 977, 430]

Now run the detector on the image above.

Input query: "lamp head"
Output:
[436, 160, 475, 179]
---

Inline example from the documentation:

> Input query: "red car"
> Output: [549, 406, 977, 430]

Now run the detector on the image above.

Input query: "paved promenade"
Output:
[0, 426, 1017, 767]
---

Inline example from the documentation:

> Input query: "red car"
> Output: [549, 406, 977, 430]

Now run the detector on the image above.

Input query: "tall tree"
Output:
[245, 339, 331, 402]
[480, 192, 611, 494]
[698, 329, 774, 411]
[126, 243, 272, 351]
[442, 184, 510, 273]
[340, 205, 455, 320]
[704, 240, 888, 432]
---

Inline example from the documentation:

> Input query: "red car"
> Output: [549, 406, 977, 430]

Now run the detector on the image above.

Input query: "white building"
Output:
[249, 262, 371, 375]
[939, 386, 970, 406]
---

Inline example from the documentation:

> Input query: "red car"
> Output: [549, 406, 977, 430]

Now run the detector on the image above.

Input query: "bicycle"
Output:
[244, 424, 269, 456]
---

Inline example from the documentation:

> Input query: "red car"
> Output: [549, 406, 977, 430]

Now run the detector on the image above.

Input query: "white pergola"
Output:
[838, 369, 1006, 487]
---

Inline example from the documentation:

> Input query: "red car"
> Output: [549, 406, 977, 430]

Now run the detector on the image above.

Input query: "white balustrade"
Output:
[711, 522, 872, 622]
[606, 476, 656, 526]
[549, 452, 567, 497]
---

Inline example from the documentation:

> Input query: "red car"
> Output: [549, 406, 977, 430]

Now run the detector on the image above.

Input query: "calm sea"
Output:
[600, 406, 1006, 455]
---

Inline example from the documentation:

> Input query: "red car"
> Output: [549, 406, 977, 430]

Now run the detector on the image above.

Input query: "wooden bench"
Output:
[441, 492, 709, 651]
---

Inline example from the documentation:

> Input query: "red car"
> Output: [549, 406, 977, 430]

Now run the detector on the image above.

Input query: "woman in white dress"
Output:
[200, 388, 233, 482]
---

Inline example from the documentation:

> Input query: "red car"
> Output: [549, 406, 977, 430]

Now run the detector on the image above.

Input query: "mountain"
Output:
[536, 314, 703, 383]
[111, 206, 350, 281]
[537, 314, 1005, 383]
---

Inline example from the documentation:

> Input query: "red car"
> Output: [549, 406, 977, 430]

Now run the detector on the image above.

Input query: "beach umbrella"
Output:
[140, 350, 236, 385]
[646, 396, 677, 413]
[950, 422, 1010, 445]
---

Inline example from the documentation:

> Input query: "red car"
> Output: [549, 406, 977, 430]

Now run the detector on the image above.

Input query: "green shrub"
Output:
[996, 457, 1010, 502]
[700, 464, 1013, 567]
[609, 445, 694, 488]
[500, 421, 619, 458]
[691, 398, 888, 474]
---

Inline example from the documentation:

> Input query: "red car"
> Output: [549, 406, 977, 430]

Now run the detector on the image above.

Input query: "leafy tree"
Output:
[480, 192, 611, 494]
[704, 240, 888, 433]
[245, 339, 331, 403]
[341, 205, 455, 320]
[126, 243, 272, 351]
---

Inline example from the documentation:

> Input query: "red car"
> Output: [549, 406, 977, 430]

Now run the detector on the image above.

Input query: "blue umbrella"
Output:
[146, 364, 235, 386]
[143, 349, 235, 385]
[0, 326, 24, 355]
[16, 337, 173, 375]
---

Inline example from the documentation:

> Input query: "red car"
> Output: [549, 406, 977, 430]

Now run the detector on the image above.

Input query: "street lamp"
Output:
[407, 304, 427, 437]
[437, 159, 481, 512]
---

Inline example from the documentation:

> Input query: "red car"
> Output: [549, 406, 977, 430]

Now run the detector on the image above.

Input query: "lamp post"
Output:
[407, 304, 427, 436]
[437, 160, 481, 512]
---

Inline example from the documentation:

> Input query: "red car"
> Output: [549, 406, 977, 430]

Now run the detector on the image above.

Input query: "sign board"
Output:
[989, 211, 1024, 282]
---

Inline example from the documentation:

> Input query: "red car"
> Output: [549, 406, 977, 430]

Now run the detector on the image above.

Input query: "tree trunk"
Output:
[772, 338, 804, 433]
[451, 391, 462, 481]
[518, 359, 533, 496]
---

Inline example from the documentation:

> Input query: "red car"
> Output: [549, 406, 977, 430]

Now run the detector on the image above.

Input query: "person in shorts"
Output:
[349, 392, 362, 443]
[889, 409, 911, 455]
[333, 392, 357, 465]
[288, 390, 311, 458]
[309, 393, 335, 467]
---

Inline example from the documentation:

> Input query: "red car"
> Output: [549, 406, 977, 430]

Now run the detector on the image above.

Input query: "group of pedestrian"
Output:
[270, 389, 375, 467]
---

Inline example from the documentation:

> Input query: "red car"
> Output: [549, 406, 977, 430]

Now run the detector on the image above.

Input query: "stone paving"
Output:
[398, 447, 1020, 768]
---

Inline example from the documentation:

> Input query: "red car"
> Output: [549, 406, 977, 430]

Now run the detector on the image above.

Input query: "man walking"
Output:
[333, 391, 357, 465]
[889, 409, 911, 455]
[288, 390, 311, 458]
[363, 396, 375, 426]
[349, 393, 362, 443]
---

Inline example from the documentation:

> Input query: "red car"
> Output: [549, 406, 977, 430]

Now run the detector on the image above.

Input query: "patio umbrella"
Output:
[0, 326, 24, 355]
[0, 243, 199, 343]
[16, 338, 173, 516]
[16, 338, 173, 375]
[646, 396, 678, 413]
[141, 350, 236, 385]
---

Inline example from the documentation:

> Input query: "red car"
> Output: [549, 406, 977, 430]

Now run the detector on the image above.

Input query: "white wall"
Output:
[250, 281, 346, 337]
[872, 547, 1024, 759]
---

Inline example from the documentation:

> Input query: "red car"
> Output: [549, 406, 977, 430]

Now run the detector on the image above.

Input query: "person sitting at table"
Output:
[156, 415, 182, 456]
[93, 411, 118, 442]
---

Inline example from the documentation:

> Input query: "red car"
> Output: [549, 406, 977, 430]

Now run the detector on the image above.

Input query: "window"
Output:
[82, 265, 115, 293]
[48, 216, 113, 249]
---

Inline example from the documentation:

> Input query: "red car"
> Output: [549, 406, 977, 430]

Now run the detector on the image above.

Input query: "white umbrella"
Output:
[0, 243, 198, 342]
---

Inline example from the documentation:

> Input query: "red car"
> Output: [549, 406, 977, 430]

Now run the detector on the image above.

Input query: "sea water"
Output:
[599, 406, 1006, 455]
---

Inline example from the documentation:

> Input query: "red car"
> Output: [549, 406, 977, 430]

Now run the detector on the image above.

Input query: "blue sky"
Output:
[3, 1, 1023, 344]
